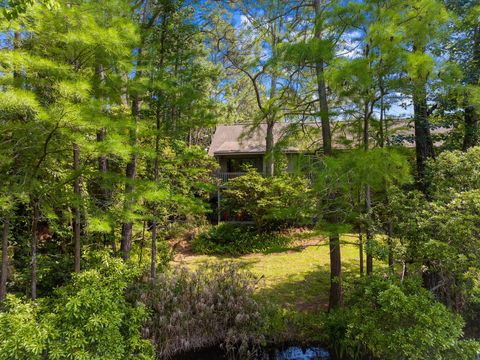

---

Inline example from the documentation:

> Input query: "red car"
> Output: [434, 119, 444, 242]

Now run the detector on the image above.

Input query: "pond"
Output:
[174, 345, 330, 359]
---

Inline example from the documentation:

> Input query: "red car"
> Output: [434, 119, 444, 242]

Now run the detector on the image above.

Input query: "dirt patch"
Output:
[170, 239, 195, 261]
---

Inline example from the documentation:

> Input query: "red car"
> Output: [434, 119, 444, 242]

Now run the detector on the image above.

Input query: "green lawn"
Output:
[175, 234, 362, 313]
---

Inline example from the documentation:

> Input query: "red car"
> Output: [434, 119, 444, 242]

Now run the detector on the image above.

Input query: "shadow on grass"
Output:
[256, 257, 361, 313]
[262, 245, 304, 255]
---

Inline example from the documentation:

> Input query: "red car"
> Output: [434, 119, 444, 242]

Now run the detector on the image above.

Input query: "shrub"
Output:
[0, 253, 154, 360]
[191, 223, 291, 255]
[45, 254, 154, 359]
[0, 296, 49, 360]
[221, 168, 314, 230]
[326, 276, 480, 360]
[134, 263, 265, 358]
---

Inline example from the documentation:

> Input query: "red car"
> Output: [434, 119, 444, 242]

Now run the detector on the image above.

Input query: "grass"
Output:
[176, 233, 363, 313]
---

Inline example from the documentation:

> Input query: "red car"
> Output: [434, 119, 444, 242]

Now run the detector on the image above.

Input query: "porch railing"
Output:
[216, 172, 247, 183]
[215, 171, 313, 184]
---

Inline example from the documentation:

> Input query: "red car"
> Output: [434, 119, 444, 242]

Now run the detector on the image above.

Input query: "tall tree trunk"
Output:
[315, 60, 332, 155]
[120, 151, 137, 260]
[363, 101, 373, 275]
[265, 25, 278, 178]
[73, 143, 81, 272]
[379, 78, 385, 148]
[265, 120, 275, 177]
[313, 0, 332, 156]
[359, 231, 364, 276]
[313, 0, 342, 310]
[387, 221, 394, 273]
[328, 232, 343, 309]
[120, 0, 153, 259]
[0, 218, 9, 301]
[463, 106, 479, 151]
[150, 221, 157, 279]
[120, 51, 142, 260]
[365, 185, 373, 275]
[412, 75, 435, 192]
[151, 103, 161, 279]
[463, 25, 480, 151]
[2, 32, 20, 301]
[31, 201, 39, 300]
[94, 64, 116, 254]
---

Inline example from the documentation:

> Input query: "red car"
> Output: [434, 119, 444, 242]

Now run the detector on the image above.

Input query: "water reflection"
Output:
[268, 346, 330, 360]
[175, 345, 330, 360]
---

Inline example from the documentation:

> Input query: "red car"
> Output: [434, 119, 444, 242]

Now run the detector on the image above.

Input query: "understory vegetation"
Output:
[326, 276, 479, 360]
[192, 223, 291, 255]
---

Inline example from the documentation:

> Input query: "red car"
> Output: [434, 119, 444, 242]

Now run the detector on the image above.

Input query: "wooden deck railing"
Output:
[215, 171, 313, 184]
[216, 172, 247, 183]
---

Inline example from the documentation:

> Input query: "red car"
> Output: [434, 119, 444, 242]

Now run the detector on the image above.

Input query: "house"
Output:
[208, 123, 304, 182]
[208, 120, 453, 183]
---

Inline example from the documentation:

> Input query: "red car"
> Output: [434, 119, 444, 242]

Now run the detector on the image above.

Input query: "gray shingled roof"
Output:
[208, 121, 452, 156]
[208, 123, 299, 156]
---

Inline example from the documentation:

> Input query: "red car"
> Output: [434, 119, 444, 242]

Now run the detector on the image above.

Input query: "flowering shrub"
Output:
[134, 263, 265, 358]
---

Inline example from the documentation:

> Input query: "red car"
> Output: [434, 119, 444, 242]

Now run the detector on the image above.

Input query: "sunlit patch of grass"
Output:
[177, 234, 364, 312]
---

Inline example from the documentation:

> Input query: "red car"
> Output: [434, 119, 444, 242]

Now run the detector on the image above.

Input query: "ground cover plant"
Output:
[191, 223, 292, 255]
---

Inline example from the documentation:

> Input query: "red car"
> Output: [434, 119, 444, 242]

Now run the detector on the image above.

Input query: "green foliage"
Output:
[192, 223, 290, 256]
[0, 253, 154, 360]
[313, 148, 412, 232]
[45, 254, 153, 359]
[132, 263, 265, 358]
[428, 146, 480, 200]
[388, 148, 480, 310]
[326, 276, 480, 360]
[221, 168, 314, 230]
[1, 0, 57, 20]
[0, 296, 49, 359]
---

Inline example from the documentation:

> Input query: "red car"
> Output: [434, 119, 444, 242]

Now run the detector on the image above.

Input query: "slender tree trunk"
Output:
[328, 232, 343, 309]
[313, 0, 332, 155]
[387, 221, 394, 273]
[150, 221, 157, 279]
[315, 63, 332, 155]
[97, 129, 108, 197]
[463, 106, 479, 150]
[120, 0, 153, 259]
[13, 31, 21, 87]
[413, 70, 439, 290]
[463, 25, 480, 151]
[121, 49, 142, 260]
[150, 103, 161, 279]
[139, 220, 146, 266]
[73, 143, 81, 272]
[265, 120, 275, 177]
[363, 101, 374, 275]
[95, 65, 109, 213]
[379, 78, 385, 148]
[0, 217, 9, 301]
[120, 152, 137, 260]
[359, 231, 364, 276]
[365, 185, 373, 275]
[265, 25, 278, 178]
[313, 0, 342, 310]
[31, 201, 39, 300]
[2, 32, 19, 300]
